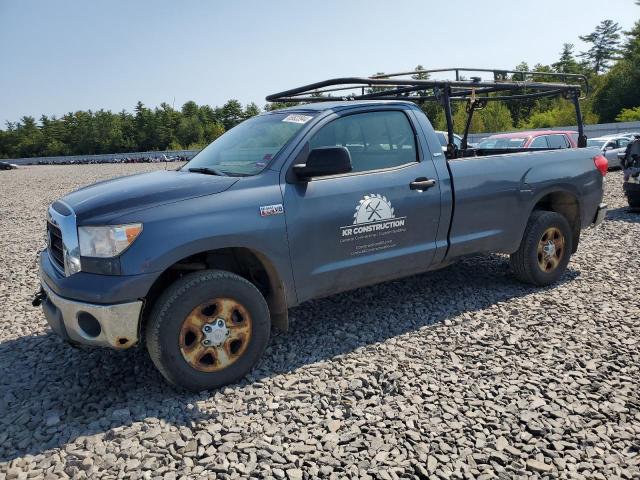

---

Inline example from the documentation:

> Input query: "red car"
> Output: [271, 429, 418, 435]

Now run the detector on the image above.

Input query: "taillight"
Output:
[593, 155, 608, 176]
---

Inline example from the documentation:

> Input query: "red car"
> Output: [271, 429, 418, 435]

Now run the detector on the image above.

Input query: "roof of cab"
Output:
[266, 100, 416, 113]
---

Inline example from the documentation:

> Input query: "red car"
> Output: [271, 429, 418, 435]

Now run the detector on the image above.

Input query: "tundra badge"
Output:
[260, 204, 284, 217]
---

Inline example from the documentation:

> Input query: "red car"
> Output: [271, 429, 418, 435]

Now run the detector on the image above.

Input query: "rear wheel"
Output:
[510, 211, 573, 286]
[146, 270, 270, 391]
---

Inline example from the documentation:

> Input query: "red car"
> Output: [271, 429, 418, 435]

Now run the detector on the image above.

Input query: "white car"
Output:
[587, 136, 631, 169]
[618, 132, 640, 140]
[435, 131, 472, 150]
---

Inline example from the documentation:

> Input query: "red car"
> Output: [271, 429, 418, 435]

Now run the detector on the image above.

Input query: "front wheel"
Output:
[146, 270, 270, 391]
[510, 211, 573, 286]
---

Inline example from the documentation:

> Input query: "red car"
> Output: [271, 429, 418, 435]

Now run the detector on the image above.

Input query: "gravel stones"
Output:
[0, 164, 639, 478]
[44, 411, 60, 427]
[526, 458, 553, 473]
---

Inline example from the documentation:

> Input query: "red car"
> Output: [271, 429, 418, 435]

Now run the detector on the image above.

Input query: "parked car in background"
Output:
[435, 130, 464, 150]
[587, 136, 630, 169]
[0, 161, 18, 170]
[599, 132, 640, 140]
[477, 131, 578, 150]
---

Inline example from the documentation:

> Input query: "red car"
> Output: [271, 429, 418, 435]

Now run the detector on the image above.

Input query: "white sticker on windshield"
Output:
[282, 114, 313, 124]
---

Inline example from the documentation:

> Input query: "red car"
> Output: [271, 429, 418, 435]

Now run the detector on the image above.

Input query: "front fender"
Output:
[112, 173, 297, 306]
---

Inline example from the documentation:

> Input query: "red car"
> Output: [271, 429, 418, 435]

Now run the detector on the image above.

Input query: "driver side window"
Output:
[309, 111, 417, 173]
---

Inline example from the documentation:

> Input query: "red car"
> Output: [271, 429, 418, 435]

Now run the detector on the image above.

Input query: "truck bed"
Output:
[445, 147, 603, 258]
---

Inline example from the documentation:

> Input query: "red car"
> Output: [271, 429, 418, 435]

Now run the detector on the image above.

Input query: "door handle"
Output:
[410, 178, 437, 191]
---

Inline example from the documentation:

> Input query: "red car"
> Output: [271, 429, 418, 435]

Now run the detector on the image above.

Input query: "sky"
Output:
[1, 0, 639, 125]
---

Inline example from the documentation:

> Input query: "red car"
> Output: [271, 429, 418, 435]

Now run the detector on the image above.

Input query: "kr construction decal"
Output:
[339, 194, 407, 254]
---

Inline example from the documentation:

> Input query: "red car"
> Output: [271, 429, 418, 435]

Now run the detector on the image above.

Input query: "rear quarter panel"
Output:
[446, 147, 603, 258]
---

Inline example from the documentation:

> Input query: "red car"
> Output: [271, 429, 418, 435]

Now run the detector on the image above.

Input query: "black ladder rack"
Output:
[266, 68, 589, 156]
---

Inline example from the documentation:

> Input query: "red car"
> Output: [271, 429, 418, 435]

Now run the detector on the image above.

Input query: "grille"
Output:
[47, 222, 65, 270]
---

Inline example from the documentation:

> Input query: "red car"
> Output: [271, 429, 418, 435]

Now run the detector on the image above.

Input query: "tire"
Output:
[628, 191, 640, 209]
[146, 270, 270, 391]
[510, 211, 573, 286]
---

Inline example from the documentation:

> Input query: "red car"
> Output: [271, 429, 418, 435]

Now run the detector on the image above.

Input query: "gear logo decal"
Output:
[353, 194, 394, 224]
[340, 193, 407, 255]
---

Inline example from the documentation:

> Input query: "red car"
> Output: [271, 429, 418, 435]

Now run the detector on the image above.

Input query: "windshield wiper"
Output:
[187, 167, 228, 176]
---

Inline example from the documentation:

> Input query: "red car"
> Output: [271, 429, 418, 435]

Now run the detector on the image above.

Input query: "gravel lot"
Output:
[0, 164, 638, 479]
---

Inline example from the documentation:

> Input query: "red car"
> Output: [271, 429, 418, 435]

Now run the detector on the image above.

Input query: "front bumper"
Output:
[593, 202, 607, 227]
[40, 249, 157, 304]
[40, 278, 143, 349]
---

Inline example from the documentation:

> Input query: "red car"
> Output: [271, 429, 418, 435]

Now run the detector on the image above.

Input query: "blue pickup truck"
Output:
[35, 70, 608, 390]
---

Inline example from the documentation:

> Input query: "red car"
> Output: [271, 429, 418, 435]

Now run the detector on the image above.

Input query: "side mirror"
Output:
[293, 146, 352, 180]
[605, 144, 615, 150]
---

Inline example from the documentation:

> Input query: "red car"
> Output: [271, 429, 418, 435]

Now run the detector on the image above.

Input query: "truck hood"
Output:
[61, 170, 238, 222]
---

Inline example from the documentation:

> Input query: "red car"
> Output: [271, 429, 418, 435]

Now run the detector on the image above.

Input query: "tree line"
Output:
[0, 100, 260, 159]
[2, 7, 640, 159]
[426, 8, 640, 135]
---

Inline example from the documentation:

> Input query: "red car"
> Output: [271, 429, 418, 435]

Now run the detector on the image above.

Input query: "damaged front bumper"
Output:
[37, 279, 143, 350]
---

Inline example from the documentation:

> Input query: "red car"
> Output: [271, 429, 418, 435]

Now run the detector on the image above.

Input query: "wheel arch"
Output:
[142, 247, 289, 334]
[529, 189, 581, 253]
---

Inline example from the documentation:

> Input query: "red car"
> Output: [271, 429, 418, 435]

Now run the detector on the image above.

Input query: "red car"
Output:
[477, 130, 578, 149]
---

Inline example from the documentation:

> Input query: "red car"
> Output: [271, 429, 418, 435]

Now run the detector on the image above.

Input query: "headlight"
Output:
[78, 224, 143, 258]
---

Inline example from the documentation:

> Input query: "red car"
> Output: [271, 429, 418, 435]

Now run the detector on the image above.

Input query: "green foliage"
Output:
[451, 101, 514, 134]
[513, 61, 529, 74]
[592, 58, 640, 121]
[592, 14, 640, 122]
[452, 103, 483, 134]
[622, 19, 640, 57]
[0, 99, 262, 159]
[220, 99, 244, 130]
[366, 72, 389, 95]
[504, 62, 549, 127]
[552, 44, 581, 74]
[615, 106, 640, 121]
[264, 100, 305, 111]
[524, 100, 598, 128]
[579, 20, 622, 74]
[430, 109, 447, 131]
[244, 102, 261, 118]
[479, 102, 515, 133]
[411, 65, 429, 81]
[411, 65, 445, 128]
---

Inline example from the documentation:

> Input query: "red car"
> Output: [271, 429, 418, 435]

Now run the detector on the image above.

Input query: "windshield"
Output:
[477, 137, 526, 149]
[183, 112, 314, 176]
[587, 139, 606, 148]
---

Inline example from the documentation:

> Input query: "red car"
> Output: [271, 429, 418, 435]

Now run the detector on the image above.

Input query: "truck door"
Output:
[281, 109, 442, 302]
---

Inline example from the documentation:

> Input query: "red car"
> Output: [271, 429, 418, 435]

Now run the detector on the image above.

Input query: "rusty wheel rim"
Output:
[179, 298, 252, 372]
[537, 227, 565, 273]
